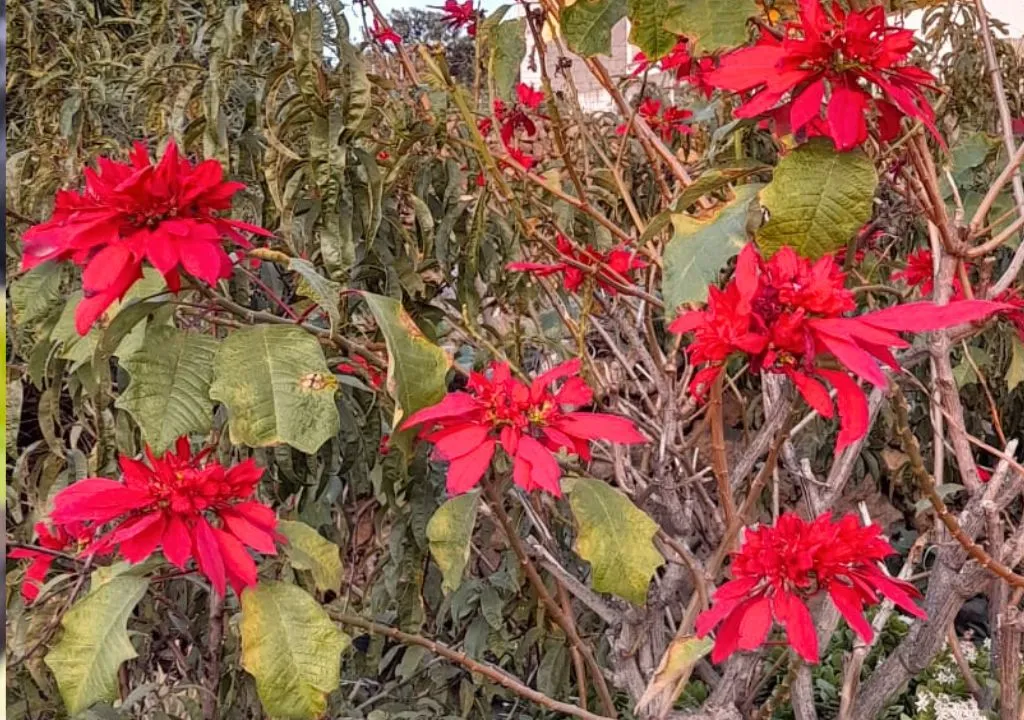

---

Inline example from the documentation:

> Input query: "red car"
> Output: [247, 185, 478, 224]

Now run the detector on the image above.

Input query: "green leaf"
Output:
[627, 0, 677, 61]
[209, 326, 340, 454]
[565, 477, 664, 605]
[672, 162, 769, 212]
[561, 0, 627, 57]
[1006, 335, 1024, 391]
[360, 293, 451, 429]
[426, 491, 480, 593]
[114, 326, 217, 454]
[11, 262, 63, 326]
[488, 19, 527, 101]
[241, 582, 350, 720]
[756, 139, 878, 259]
[279, 520, 344, 595]
[44, 576, 148, 715]
[664, 0, 755, 53]
[289, 258, 342, 333]
[663, 184, 763, 316]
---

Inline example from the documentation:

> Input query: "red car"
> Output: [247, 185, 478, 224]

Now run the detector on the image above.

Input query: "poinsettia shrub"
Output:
[7, 0, 1024, 718]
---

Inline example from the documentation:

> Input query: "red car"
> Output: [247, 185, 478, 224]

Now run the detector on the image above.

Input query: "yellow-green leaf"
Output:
[756, 138, 878, 259]
[279, 520, 344, 595]
[565, 477, 664, 605]
[627, 0, 677, 60]
[664, 0, 756, 53]
[561, 0, 626, 57]
[115, 325, 217, 454]
[1007, 335, 1024, 391]
[44, 575, 148, 715]
[360, 293, 451, 429]
[635, 635, 715, 717]
[209, 325, 340, 454]
[426, 491, 480, 593]
[240, 582, 351, 720]
[662, 184, 763, 317]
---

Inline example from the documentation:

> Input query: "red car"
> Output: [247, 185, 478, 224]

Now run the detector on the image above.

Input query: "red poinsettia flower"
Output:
[997, 289, 1024, 342]
[632, 38, 715, 99]
[670, 244, 1008, 450]
[706, 0, 940, 150]
[697, 512, 925, 664]
[20, 141, 272, 335]
[617, 98, 693, 142]
[371, 19, 402, 46]
[50, 438, 278, 597]
[507, 234, 647, 294]
[889, 248, 969, 300]
[434, 0, 477, 36]
[490, 84, 545, 169]
[9, 521, 94, 603]
[337, 355, 385, 390]
[401, 359, 646, 496]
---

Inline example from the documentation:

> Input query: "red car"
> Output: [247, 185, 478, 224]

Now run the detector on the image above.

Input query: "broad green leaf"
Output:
[279, 520, 344, 595]
[426, 491, 480, 593]
[627, 0, 677, 61]
[241, 582, 350, 720]
[289, 257, 342, 333]
[44, 575, 148, 715]
[115, 326, 217, 454]
[11, 262, 63, 326]
[360, 293, 451, 429]
[635, 636, 715, 717]
[757, 139, 878, 259]
[1006, 335, 1024, 391]
[488, 19, 527, 101]
[565, 476, 664, 605]
[561, 0, 626, 57]
[664, 0, 755, 53]
[209, 326, 340, 454]
[663, 184, 763, 316]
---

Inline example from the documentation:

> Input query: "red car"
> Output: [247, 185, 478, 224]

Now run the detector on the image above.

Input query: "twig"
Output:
[328, 610, 616, 720]
[891, 384, 1024, 588]
[202, 591, 225, 719]
[946, 625, 986, 705]
[708, 373, 737, 529]
[484, 481, 618, 717]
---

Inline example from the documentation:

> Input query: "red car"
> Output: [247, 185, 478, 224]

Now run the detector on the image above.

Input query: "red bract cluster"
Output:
[21, 141, 271, 335]
[401, 359, 646, 496]
[670, 244, 1007, 450]
[9, 522, 94, 603]
[890, 249, 943, 297]
[632, 39, 715, 98]
[616, 98, 693, 142]
[434, 0, 477, 36]
[337, 355, 385, 390]
[697, 512, 926, 663]
[706, 0, 939, 150]
[507, 235, 647, 294]
[491, 83, 545, 170]
[371, 19, 402, 46]
[49, 438, 278, 597]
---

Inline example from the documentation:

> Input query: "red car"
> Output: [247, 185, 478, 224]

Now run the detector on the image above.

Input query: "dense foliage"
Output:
[6, 0, 1024, 719]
